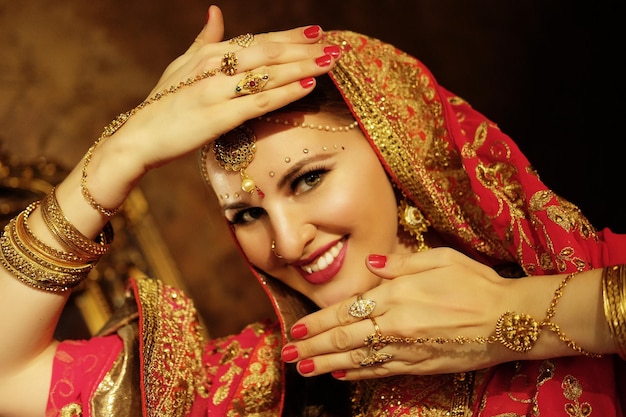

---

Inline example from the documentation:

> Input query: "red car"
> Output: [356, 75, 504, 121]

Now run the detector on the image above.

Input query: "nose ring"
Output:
[271, 240, 284, 259]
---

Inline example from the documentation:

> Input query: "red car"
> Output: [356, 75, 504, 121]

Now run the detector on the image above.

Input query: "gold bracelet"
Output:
[81, 58, 229, 216]
[363, 272, 601, 358]
[40, 188, 113, 262]
[11, 214, 93, 274]
[0, 220, 90, 292]
[602, 265, 626, 359]
[19, 201, 85, 264]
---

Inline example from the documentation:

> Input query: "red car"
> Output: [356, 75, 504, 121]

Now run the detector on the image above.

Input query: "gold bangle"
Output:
[0, 221, 89, 292]
[40, 188, 113, 262]
[602, 265, 626, 359]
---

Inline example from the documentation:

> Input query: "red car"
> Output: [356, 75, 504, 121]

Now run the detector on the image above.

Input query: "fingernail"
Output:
[304, 25, 321, 39]
[291, 323, 308, 339]
[367, 254, 387, 268]
[331, 370, 347, 379]
[281, 345, 299, 361]
[298, 359, 315, 374]
[299, 78, 315, 89]
[323, 45, 341, 59]
[315, 54, 332, 67]
[206, 7, 211, 23]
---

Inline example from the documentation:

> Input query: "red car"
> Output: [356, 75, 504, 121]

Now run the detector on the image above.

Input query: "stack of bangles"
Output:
[350, 268, 626, 367]
[0, 187, 113, 292]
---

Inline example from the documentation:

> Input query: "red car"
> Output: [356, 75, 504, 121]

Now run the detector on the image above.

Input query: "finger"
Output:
[365, 247, 478, 280]
[252, 25, 323, 46]
[188, 5, 225, 55]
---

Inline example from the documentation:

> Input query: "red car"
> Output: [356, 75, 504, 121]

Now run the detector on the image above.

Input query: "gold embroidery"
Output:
[59, 403, 82, 417]
[562, 375, 592, 417]
[135, 277, 208, 417]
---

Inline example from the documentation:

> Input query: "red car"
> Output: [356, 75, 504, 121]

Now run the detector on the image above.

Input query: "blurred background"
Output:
[0, 1, 622, 338]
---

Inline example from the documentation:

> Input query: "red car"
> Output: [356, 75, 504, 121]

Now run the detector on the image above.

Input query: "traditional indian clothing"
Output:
[46, 31, 626, 416]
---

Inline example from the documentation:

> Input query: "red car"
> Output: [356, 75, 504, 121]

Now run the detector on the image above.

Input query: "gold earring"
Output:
[271, 240, 284, 259]
[398, 199, 431, 252]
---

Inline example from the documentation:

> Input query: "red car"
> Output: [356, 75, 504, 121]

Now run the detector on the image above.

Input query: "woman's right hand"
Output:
[82, 5, 339, 211]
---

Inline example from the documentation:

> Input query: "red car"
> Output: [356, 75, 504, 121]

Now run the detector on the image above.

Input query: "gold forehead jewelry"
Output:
[258, 116, 359, 132]
[229, 33, 254, 48]
[212, 125, 257, 193]
[235, 72, 269, 95]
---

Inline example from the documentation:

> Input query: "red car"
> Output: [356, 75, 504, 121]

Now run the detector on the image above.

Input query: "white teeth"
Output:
[301, 240, 344, 274]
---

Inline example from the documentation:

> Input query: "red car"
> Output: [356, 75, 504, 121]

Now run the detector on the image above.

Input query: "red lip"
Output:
[294, 238, 348, 285]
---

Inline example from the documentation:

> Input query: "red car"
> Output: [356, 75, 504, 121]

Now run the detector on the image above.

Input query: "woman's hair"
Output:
[266, 74, 353, 122]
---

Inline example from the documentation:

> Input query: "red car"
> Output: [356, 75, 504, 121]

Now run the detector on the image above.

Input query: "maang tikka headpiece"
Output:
[212, 125, 257, 193]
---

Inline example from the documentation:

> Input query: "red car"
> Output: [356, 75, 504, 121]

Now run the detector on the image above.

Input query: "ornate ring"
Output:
[235, 72, 269, 95]
[360, 350, 393, 367]
[359, 315, 392, 366]
[348, 294, 376, 318]
[229, 33, 254, 48]
[221, 52, 239, 76]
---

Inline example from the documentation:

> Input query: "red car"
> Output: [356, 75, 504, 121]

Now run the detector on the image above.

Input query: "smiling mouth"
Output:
[300, 239, 345, 274]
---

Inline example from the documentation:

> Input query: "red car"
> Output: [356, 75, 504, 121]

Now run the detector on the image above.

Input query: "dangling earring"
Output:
[398, 199, 431, 252]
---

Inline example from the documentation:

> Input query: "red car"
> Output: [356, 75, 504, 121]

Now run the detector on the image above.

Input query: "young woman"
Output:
[0, 5, 624, 416]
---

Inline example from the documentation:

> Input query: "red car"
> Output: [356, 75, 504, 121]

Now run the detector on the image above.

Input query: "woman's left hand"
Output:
[281, 247, 553, 379]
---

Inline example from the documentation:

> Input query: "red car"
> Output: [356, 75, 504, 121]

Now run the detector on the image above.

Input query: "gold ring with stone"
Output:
[229, 33, 254, 48]
[221, 52, 239, 76]
[235, 72, 269, 95]
[348, 294, 376, 319]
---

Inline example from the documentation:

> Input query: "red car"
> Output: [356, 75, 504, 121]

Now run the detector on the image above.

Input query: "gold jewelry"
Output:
[258, 116, 359, 132]
[212, 125, 258, 193]
[40, 188, 113, 262]
[271, 240, 284, 259]
[235, 72, 269, 95]
[360, 272, 601, 358]
[229, 33, 254, 48]
[602, 265, 626, 359]
[82, 56, 229, 217]
[349, 294, 376, 318]
[0, 212, 92, 292]
[398, 199, 430, 252]
[220, 52, 239, 76]
[360, 315, 393, 367]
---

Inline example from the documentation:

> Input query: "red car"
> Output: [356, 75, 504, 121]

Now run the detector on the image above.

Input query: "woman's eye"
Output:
[229, 207, 265, 225]
[292, 169, 328, 194]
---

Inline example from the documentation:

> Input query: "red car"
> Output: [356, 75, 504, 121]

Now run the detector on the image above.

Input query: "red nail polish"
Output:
[315, 54, 332, 67]
[332, 370, 347, 379]
[323, 45, 341, 59]
[304, 25, 321, 39]
[291, 323, 308, 339]
[282, 345, 299, 361]
[299, 78, 315, 89]
[298, 359, 315, 374]
[368, 254, 387, 268]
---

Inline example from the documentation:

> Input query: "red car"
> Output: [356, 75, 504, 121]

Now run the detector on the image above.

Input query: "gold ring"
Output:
[229, 33, 254, 48]
[360, 350, 393, 367]
[235, 72, 269, 95]
[221, 52, 239, 76]
[348, 294, 376, 318]
[271, 240, 284, 259]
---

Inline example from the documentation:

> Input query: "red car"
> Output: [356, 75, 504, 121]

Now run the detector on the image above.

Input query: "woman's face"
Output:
[205, 112, 411, 307]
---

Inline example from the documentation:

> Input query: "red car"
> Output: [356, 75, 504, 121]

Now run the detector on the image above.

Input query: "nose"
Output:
[268, 204, 316, 261]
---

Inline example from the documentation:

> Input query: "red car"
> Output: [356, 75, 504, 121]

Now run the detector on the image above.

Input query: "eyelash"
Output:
[290, 165, 329, 193]
[227, 165, 330, 226]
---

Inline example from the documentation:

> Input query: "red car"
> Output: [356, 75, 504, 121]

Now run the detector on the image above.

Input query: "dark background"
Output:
[1, 1, 622, 337]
